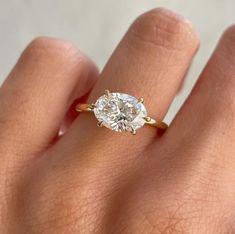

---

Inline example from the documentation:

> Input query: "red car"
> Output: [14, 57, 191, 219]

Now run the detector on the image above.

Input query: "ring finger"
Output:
[56, 8, 199, 163]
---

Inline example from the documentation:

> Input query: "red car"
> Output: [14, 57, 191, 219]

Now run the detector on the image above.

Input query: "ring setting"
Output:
[76, 90, 168, 135]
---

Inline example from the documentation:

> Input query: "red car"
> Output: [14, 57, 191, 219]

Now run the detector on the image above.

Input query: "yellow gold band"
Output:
[76, 103, 168, 131]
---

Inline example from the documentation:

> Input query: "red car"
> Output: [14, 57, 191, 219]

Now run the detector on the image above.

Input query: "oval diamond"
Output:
[94, 92, 147, 132]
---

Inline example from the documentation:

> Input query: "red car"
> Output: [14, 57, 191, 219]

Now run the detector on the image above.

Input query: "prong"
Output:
[104, 89, 111, 97]
[87, 103, 96, 111]
[137, 98, 144, 103]
[91, 103, 96, 109]
[97, 121, 103, 127]
[143, 116, 151, 122]
[130, 128, 136, 135]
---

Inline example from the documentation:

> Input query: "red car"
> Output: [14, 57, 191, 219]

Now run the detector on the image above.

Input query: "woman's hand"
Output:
[1, 8, 235, 233]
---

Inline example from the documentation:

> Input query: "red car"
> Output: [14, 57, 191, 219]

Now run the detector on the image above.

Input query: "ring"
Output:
[76, 90, 168, 135]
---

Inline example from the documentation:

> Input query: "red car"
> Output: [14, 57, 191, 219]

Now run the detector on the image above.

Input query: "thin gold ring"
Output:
[76, 90, 168, 135]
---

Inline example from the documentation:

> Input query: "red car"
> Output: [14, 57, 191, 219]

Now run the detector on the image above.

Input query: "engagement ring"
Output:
[76, 90, 168, 135]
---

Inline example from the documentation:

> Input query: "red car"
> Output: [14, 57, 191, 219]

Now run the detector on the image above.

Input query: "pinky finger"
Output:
[0, 37, 98, 170]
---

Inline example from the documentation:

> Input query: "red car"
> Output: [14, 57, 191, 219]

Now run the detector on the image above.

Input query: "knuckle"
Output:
[222, 24, 235, 42]
[21, 36, 82, 65]
[220, 25, 235, 58]
[130, 8, 199, 51]
[28, 36, 76, 52]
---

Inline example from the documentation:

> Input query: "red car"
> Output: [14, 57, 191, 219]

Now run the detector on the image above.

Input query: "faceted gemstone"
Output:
[94, 92, 147, 132]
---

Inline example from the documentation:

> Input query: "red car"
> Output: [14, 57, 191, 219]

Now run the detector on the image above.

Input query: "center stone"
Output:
[94, 92, 147, 132]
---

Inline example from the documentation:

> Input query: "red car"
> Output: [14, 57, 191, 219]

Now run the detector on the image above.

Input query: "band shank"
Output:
[76, 103, 168, 130]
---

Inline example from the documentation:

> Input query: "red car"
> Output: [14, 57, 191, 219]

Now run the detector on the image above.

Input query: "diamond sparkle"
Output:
[94, 92, 147, 133]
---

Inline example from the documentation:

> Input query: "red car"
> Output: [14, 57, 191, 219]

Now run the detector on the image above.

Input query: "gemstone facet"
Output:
[94, 92, 147, 133]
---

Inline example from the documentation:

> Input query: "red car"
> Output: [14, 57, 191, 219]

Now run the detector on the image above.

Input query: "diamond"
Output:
[94, 92, 147, 133]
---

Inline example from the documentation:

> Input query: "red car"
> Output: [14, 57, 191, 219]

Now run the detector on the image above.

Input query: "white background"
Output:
[0, 0, 234, 122]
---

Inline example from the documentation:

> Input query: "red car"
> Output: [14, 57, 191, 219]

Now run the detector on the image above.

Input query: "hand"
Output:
[1, 8, 235, 233]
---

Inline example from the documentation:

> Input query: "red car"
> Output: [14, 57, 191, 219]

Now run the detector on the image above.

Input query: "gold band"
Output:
[76, 103, 168, 131]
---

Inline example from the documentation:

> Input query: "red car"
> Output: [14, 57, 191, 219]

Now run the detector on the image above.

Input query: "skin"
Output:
[0, 7, 235, 233]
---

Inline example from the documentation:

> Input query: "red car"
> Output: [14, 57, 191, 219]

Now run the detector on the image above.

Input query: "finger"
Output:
[165, 25, 235, 162]
[58, 8, 199, 162]
[144, 27, 235, 223]
[59, 92, 92, 136]
[40, 9, 198, 230]
[0, 37, 98, 167]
